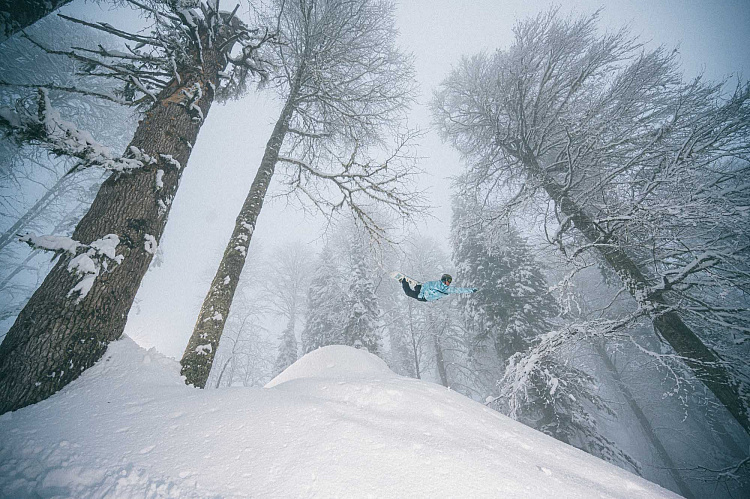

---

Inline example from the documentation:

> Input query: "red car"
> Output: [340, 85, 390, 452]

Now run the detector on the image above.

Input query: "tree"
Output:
[433, 8, 750, 434]
[268, 242, 313, 376]
[340, 225, 382, 354]
[181, 0, 421, 387]
[208, 245, 275, 389]
[0, 0, 272, 414]
[300, 243, 346, 353]
[0, 17, 134, 337]
[0, 0, 74, 43]
[452, 192, 558, 369]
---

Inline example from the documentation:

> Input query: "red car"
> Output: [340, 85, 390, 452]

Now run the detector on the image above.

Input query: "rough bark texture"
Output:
[522, 151, 750, 435]
[180, 88, 297, 388]
[0, 0, 73, 43]
[0, 32, 225, 415]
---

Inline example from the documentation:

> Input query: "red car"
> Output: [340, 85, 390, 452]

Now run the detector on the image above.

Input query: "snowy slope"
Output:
[0, 337, 680, 498]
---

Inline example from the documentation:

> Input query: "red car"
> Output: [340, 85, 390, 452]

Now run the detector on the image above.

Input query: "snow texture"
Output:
[144, 234, 158, 255]
[66, 234, 124, 302]
[0, 338, 679, 498]
[19, 233, 80, 255]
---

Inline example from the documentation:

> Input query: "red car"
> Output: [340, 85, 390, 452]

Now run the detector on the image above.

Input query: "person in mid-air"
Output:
[397, 273, 477, 302]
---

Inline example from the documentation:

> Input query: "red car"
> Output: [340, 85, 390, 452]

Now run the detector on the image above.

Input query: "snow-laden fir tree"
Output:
[451, 191, 637, 471]
[341, 226, 382, 355]
[273, 322, 298, 378]
[452, 193, 558, 370]
[301, 243, 346, 353]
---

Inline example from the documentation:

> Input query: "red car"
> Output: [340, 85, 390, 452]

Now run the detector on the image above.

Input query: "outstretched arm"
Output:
[446, 286, 477, 295]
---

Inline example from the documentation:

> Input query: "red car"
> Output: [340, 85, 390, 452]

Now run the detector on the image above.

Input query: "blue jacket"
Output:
[418, 280, 475, 302]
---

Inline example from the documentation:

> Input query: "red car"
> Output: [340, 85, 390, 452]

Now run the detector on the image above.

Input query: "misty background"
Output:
[1, 1, 749, 497]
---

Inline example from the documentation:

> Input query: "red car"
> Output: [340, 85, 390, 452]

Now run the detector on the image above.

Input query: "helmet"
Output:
[441, 274, 453, 284]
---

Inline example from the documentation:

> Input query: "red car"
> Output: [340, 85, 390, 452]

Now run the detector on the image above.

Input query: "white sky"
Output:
[115, 0, 750, 359]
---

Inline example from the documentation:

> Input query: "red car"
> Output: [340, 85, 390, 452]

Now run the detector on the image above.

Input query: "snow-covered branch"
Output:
[20, 232, 124, 303]
[0, 89, 144, 172]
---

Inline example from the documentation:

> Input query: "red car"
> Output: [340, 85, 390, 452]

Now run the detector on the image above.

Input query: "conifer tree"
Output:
[452, 193, 558, 372]
[273, 321, 298, 377]
[301, 244, 346, 353]
[341, 231, 382, 354]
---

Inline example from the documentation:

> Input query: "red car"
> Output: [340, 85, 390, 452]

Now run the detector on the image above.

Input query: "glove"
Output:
[471, 288, 478, 292]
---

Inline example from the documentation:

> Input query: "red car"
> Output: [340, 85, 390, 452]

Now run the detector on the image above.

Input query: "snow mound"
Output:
[266, 344, 395, 387]
[0, 336, 680, 498]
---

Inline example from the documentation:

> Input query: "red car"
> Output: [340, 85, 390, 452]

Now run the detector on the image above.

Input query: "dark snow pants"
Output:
[402, 279, 427, 302]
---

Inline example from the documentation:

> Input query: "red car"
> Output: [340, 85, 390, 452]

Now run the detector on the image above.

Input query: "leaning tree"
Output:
[0, 0, 273, 414]
[180, 0, 422, 387]
[433, 8, 750, 433]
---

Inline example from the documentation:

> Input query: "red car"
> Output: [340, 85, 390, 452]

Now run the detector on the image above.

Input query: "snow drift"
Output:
[0, 337, 679, 498]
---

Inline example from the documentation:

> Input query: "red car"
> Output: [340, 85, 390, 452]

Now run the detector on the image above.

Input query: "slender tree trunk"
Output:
[434, 330, 449, 387]
[408, 300, 421, 379]
[521, 151, 750, 435]
[0, 166, 78, 254]
[180, 81, 299, 388]
[0, 31, 226, 415]
[0, 0, 73, 43]
[594, 342, 696, 499]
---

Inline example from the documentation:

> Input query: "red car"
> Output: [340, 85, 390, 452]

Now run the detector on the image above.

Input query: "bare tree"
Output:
[268, 242, 313, 376]
[180, 0, 422, 387]
[433, 8, 750, 434]
[0, 0, 272, 414]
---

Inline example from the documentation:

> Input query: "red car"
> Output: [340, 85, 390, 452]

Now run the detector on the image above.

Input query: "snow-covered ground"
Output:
[0, 338, 680, 498]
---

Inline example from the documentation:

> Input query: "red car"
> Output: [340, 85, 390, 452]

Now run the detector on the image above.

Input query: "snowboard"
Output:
[390, 271, 421, 288]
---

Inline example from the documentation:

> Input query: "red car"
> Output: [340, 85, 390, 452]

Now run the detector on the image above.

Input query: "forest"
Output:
[0, 1, 748, 498]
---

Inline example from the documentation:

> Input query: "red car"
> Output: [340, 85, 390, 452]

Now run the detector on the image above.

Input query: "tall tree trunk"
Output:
[180, 82, 299, 388]
[594, 342, 696, 499]
[408, 299, 421, 379]
[521, 151, 750, 435]
[434, 330, 449, 387]
[0, 32, 226, 415]
[0, 0, 73, 43]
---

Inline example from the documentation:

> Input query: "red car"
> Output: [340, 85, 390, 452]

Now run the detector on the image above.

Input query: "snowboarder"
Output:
[392, 272, 477, 302]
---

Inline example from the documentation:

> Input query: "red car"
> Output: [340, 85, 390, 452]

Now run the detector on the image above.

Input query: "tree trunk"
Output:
[408, 300, 421, 379]
[594, 342, 696, 499]
[434, 330, 449, 387]
[0, 167, 76, 254]
[0, 33, 226, 415]
[180, 83, 298, 388]
[522, 151, 750, 435]
[0, 0, 73, 43]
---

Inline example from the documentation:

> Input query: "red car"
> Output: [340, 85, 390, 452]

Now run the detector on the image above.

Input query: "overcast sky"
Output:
[106, 0, 750, 359]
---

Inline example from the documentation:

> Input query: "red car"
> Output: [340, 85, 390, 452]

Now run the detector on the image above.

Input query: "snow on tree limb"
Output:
[0, 89, 144, 172]
[20, 232, 125, 303]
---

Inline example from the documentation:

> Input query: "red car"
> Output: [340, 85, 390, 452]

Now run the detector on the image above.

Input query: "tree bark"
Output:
[434, 331, 449, 387]
[0, 31, 225, 415]
[521, 151, 750, 435]
[0, 0, 73, 43]
[180, 81, 299, 388]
